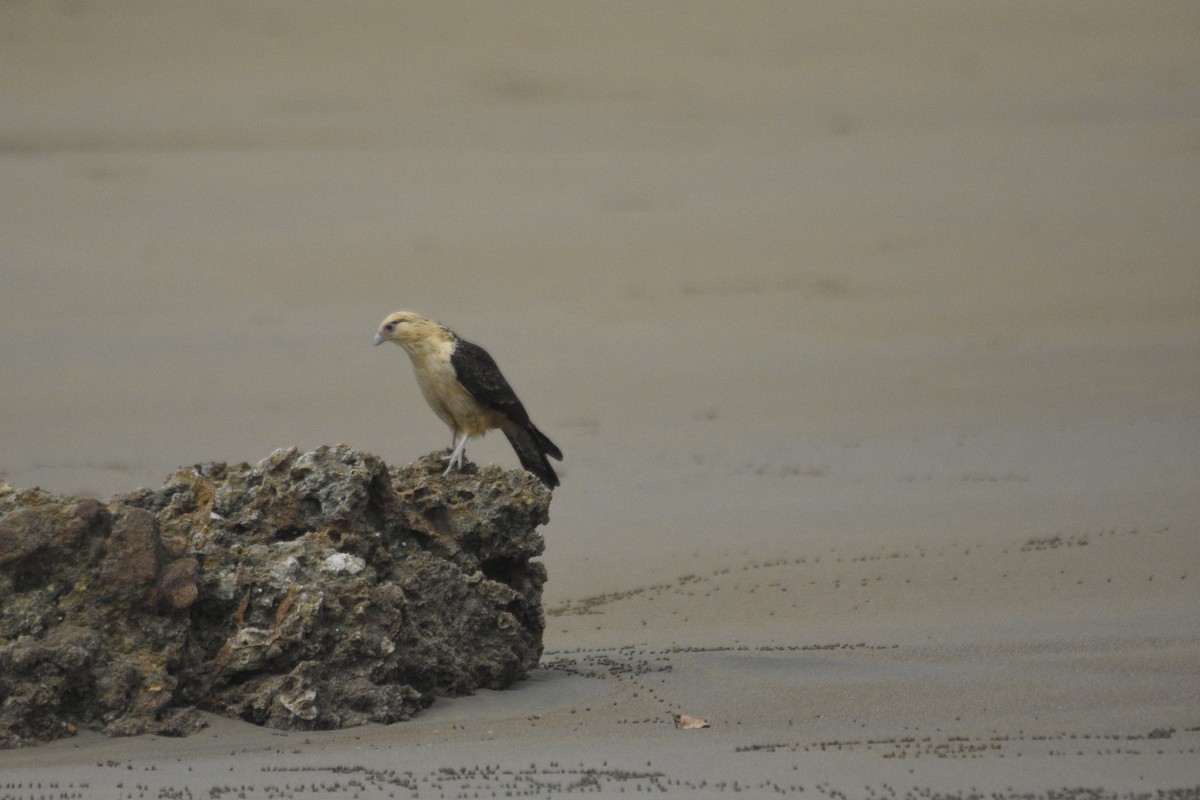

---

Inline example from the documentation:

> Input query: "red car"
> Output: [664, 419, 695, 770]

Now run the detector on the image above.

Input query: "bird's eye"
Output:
[385, 322, 395, 331]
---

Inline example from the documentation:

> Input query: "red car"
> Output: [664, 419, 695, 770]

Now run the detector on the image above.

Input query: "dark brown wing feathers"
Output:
[451, 338, 562, 487]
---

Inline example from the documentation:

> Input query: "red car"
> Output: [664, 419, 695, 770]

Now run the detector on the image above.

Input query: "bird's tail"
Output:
[530, 424, 562, 461]
[502, 423, 562, 489]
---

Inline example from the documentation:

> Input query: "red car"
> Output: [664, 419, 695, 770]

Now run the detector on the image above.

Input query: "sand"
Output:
[2, 2, 1198, 795]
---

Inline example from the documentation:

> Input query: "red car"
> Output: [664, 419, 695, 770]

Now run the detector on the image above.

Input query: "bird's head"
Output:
[374, 310, 444, 348]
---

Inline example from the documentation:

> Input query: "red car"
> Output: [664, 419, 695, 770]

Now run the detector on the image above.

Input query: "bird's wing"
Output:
[450, 339, 533, 425]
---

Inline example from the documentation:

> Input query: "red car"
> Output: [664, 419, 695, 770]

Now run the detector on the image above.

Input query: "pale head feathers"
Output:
[373, 311, 455, 352]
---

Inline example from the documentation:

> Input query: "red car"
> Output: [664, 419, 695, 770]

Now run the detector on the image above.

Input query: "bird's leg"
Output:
[443, 431, 469, 476]
[443, 432, 458, 461]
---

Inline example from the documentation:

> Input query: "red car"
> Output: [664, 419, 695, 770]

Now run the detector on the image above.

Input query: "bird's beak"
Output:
[373, 332, 387, 346]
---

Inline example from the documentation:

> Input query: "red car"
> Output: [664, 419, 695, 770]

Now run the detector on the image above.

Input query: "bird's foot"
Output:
[442, 449, 467, 476]
[441, 434, 471, 477]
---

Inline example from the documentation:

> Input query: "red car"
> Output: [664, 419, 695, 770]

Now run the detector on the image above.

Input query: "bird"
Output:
[373, 310, 562, 488]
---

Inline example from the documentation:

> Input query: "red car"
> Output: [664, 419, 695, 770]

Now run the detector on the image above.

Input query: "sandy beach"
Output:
[2, 2, 1198, 795]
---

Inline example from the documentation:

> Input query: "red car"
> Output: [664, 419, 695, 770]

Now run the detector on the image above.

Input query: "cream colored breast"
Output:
[405, 339, 493, 435]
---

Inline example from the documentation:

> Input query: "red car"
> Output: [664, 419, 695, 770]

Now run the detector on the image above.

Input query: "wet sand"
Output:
[2, 2, 1199, 795]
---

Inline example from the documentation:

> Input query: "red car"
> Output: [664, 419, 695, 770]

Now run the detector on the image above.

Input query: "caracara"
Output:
[373, 311, 562, 488]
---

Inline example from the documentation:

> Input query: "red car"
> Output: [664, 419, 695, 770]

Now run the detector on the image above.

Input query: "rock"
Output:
[0, 445, 551, 747]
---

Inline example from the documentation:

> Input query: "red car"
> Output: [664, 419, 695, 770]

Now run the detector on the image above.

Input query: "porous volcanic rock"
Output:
[0, 445, 550, 748]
